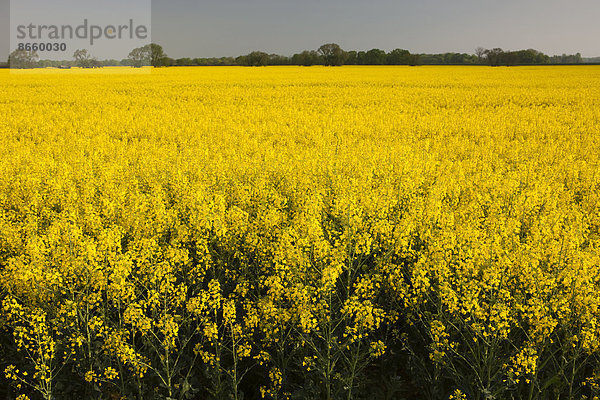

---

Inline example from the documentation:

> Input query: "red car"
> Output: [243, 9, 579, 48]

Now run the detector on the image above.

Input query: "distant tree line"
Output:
[139, 44, 591, 67]
[2, 43, 595, 68]
[477, 47, 584, 66]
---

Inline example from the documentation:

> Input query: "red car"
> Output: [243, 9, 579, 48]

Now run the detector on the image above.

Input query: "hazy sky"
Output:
[2, 0, 600, 60]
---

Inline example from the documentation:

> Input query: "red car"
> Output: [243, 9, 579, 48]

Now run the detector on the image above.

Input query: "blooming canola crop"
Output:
[0, 66, 599, 400]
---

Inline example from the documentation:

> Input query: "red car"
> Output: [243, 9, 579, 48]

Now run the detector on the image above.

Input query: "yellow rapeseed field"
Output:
[1, 66, 599, 400]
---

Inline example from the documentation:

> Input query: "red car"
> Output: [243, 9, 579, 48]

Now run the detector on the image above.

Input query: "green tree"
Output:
[239, 51, 269, 66]
[291, 50, 321, 66]
[268, 54, 291, 65]
[128, 46, 150, 68]
[8, 49, 39, 69]
[148, 43, 169, 67]
[318, 43, 347, 66]
[176, 58, 193, 66]
[364, 48, 387, 65]
[475, 47, 486, 64]
[356, 51, 367, 65]
[387, 49, 411, 65]
[345, 50, 358, 65]
[128, 43, 167, 68]
[73, 49, 99, 68]
[484, 48, 504, 66]
[408, 53, 421, 66]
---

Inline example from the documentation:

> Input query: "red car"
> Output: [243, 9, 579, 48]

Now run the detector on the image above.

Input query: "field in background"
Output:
[1, 66, 600, 400]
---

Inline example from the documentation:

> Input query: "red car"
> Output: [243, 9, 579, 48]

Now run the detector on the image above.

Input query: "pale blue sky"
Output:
[2, 0, 600, 60]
